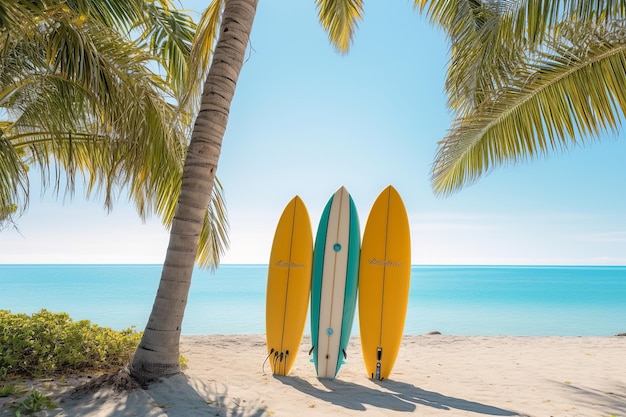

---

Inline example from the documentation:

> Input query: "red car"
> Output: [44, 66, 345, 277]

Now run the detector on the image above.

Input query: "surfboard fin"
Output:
[272, 352, 277, 367]
[338, 349, 348, 364]
[371, 347, 384, 380]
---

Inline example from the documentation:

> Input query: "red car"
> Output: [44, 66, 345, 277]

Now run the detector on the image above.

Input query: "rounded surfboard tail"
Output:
[266, 196, 313, 376]
[310, 186, 360, 379]
[359, 185, 411, 380]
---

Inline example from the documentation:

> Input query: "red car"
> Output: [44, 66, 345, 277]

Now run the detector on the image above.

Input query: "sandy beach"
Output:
[2, 334, 624, 417]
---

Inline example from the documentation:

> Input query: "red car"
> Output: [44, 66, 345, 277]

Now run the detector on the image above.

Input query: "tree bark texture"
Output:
[130, 0, 258, 383]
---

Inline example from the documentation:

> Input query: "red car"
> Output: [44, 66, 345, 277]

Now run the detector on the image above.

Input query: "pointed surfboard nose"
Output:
[311, 186, 360, 379]
[266, 195, 313, 376]
[359, 185, 411, 381]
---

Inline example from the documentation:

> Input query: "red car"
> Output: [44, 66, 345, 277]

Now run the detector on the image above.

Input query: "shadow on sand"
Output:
[558, 380, 626, 416]
[376, 379, 520, 416]
[39, 373, 267, 417]
[277, 376, 520, 416]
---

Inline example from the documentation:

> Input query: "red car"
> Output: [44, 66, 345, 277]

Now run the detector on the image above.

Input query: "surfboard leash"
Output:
[263, 348, 292, 376]
[262, 348, 275, 374]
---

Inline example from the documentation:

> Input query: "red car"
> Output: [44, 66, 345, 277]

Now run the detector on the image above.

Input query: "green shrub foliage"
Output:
[13, 389, 56, 416]
[0, 309, 141, 378]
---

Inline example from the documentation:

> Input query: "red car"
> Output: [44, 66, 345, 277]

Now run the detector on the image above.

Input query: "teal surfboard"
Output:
[310, 186, 360, 378]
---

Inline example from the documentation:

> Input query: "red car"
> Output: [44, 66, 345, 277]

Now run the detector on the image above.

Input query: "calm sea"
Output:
[1, 264, 624, 336]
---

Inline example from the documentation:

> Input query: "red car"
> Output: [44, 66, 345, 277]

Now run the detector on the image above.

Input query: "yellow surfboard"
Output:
[359, 186, 411, 380]
[266, 196, 313, 376]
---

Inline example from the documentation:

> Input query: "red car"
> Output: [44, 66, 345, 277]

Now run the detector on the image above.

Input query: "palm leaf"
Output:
[417, 1, 530, 114]
[181, 0, 222, 116]
[419, 1, 626, 48]
[432, 34, 626, 195]
[139, 3, 196, 100]
[513, 0, 626, 46]
[1, 0, 229, 267]
[2, 6, 183, 218]
[418, 1, 626, 116]
[59, 0, 145, 32]
[316, 0, 364, 53]
[0, 127, 27, 225]
[197, 178, 229, 269]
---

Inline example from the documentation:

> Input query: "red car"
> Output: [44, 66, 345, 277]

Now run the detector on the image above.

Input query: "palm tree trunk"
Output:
[130, 0, 258, 383]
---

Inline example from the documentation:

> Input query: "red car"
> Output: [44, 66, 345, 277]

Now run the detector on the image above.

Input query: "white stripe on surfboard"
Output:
[317, 187, 351, 378]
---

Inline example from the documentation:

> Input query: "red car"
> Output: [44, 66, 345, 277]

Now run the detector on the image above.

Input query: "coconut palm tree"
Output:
[417, 0, 626, 194]
[0, 0, 228, 265]
[129, 0, 365, 382]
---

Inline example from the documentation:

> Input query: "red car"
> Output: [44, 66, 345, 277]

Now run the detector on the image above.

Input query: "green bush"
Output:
[12, 389, 56, 416]
[0, 309, 142, 378]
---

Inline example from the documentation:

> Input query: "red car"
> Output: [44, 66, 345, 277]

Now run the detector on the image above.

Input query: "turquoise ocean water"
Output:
[1, 264, 624, 336]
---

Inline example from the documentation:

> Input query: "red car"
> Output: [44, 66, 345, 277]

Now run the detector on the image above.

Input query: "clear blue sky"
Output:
[1, 1, 625, 265]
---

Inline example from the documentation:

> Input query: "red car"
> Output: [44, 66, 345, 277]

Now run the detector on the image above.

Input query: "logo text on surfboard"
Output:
[276, 260, 305, 268]
[368, 258, 403, 267]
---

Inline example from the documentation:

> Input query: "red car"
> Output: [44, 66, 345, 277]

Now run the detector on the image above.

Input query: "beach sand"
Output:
[1, 334, 624, 417]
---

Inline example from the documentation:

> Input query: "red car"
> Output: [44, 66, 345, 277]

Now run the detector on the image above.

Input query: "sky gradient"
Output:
[1, 1, 625, 265]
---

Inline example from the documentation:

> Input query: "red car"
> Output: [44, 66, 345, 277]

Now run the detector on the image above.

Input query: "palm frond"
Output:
[315, 0, 364, 53]
[416, 0, 489, 33]
[447, 6, 524, 114]
[2, 7, 183, 211]
[59, 0, 146, 32]
[197, 178, 229, 269]
[181, 0, 222, 117]
[419, 1, 626, 47]
[1, 0, 229, 267]
[432, 35, 626, 195]
[416, 1, 528, 114]
[514, 0, 626, 45]
[139, 3, 196, 100]
[0, 0, 36, 30]
[0, 127, 27, 224]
